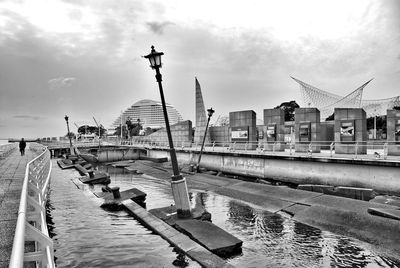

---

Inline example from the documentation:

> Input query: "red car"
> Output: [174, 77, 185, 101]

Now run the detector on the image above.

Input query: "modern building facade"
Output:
[111, 99, 183, 129]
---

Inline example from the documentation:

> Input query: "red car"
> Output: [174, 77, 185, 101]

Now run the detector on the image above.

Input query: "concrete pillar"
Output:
[171, 176, 191, 217]
[295, 108, 321, 153]
[387, 109, 400, 156]
[229, 110, 257, 150]
[334, 108, 367, 154]
[262, 108, 285, 151]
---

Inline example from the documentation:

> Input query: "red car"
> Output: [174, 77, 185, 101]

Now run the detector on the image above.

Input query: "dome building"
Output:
[111, 99, 183, 130]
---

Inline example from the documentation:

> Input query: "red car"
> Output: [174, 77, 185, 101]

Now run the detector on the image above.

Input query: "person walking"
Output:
[19, 138, 26, 156]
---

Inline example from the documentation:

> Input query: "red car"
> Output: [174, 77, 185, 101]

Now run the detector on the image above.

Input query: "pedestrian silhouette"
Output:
[19, 138, 26, 156]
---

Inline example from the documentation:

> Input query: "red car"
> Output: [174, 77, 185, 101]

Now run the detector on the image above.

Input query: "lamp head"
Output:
[64, 115, 69, 122]
[207, 108, 215, 118]
[143, 45, 164, 69]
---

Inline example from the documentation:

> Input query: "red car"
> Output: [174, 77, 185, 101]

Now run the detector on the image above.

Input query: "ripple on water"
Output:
[48, 163, 400, 268]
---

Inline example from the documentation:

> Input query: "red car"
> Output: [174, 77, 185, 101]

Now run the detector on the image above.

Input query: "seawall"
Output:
[146, 148, 400, 195]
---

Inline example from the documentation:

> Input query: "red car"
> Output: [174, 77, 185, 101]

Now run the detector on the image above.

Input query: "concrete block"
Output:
[297, 184, 313, 191]
[334, 108, 347, 120]
[296, 113, 305, 122]
[355, 119, 366, 132]
[335, 187, 375, 201]
[311, 132, 318, 141]
[298, 184, 335, 194]
[294, 108, 303, 114]
[367, 208, 400, 221]
[264, 109, 272, 118]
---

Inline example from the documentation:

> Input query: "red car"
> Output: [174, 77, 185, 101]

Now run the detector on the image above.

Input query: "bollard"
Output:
[189, 164, 194, 172]
[111, 187, 121, 199]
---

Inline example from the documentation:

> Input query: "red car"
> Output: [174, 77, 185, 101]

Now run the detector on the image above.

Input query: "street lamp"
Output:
[196, 107, 215, 172]
[144, 45, 191, 218]
[64, 115, 74, 155]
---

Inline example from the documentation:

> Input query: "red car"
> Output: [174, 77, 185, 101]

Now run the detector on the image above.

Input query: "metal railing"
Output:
[9, 145, 54, 268]
[122, 139, 400, 161]
[0, 143, 17, 158]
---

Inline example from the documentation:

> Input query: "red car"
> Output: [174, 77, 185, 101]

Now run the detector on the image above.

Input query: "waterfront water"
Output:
[0, 139, 9, 145]
[48, 162, 400, 267]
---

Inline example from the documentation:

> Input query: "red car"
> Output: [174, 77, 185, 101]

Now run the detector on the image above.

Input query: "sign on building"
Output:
[231, 126, 249, 141]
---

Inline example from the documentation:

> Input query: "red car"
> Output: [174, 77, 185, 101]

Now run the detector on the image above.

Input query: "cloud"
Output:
[13, 115, 42, 120]
[146, 21, 173, 35]
[48, 77, 76, 90]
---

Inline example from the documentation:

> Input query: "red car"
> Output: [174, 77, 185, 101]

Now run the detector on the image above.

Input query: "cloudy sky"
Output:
[0, 0, 399, 139]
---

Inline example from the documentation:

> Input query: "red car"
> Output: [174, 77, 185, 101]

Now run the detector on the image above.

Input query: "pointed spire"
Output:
[194, 77, 209, 144]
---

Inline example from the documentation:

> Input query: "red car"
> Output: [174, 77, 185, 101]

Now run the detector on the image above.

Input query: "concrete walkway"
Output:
[0, 145, 35, 267]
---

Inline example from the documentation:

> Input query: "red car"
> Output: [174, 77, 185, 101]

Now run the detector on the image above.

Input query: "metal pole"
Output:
[66, 121, 72, 148]
[374, 115, 377, 139]
[155, 67, 180, 177]
[153, 67, 191, 218]
[65, 119, 74, 155]
[120, 111, 123, 141]
[197, 115, 211, 171]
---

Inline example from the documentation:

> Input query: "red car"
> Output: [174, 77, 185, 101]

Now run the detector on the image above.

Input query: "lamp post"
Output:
[144, 45, 191, 218]
[120, 111, 123, 142]
[64, 115, 74, 155]
[196, 107, 215, 172]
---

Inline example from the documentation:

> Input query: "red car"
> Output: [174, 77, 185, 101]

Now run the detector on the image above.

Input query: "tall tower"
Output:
[194, 77, 210, 144]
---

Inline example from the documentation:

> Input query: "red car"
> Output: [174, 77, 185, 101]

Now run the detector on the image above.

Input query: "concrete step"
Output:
[368, 208, 400, 220]
[79, 172, 110, 184]
[96, 187, 146, 208]
[139, 155, 168, 163]
[110, 160, 135, 167]
[174, 219, 243, 256]
[122, 200, 234, 268]
[56, 159, 75, 169]
[369, 195, 400, 207]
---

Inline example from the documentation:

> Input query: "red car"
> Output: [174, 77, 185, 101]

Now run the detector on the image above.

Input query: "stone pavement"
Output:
[0, 145, 36, 267]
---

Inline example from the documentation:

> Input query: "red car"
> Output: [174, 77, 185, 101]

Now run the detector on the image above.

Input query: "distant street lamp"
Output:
[64, 115, 74, 155]
[196, 108, 215, 172]
[144, 45, 191, 218]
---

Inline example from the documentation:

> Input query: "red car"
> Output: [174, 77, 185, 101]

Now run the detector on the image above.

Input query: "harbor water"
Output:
[47, 161, 400, 267]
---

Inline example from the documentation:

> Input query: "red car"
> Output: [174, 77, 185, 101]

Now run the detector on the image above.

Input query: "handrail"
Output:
[9, 145, 54, 268]
[123, 139, 400, 160]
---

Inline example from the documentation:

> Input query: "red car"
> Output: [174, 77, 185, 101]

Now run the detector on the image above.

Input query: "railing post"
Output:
[355, 142, 358, 159]
[383, 142, 388, 160]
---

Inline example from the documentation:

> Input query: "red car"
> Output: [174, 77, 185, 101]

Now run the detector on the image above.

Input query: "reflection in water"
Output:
[48, 163, 200, 267]
[204, 197, 400, 268]
[48, 163, 400, 268]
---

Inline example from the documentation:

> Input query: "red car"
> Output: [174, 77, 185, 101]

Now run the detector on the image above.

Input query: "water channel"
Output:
[47, 161, 400, 267]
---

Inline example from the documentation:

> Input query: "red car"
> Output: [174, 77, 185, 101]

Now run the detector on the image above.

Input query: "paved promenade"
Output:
[0, 146, 35, 267]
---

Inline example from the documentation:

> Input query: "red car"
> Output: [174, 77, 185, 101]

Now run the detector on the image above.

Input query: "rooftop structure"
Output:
[292, 77, 400, 120]
[111, 99, 183, 129]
